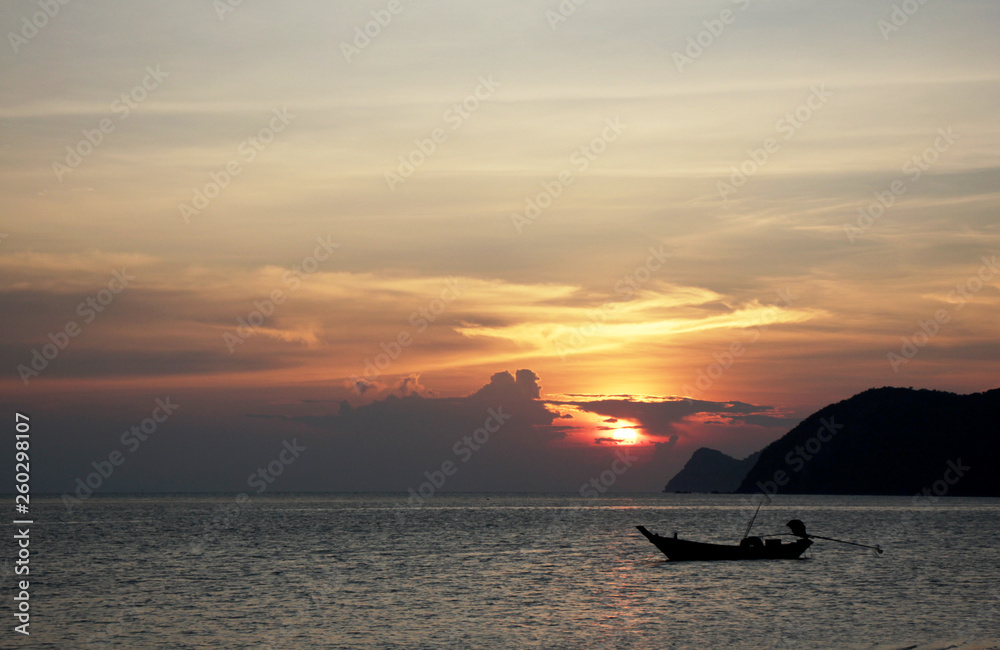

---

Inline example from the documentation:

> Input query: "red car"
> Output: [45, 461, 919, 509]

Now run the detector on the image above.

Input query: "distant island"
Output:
[664, 387, 1000, 497]
[663, 448, 759, 493]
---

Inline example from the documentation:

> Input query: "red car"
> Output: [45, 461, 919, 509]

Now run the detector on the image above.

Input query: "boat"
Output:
[635, 524, 812, 561]
[636, 517, 883, 561]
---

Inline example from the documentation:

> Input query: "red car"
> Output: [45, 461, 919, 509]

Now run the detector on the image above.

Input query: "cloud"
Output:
[657, 435, 680, 449]
[471, 368, 542, 401]
[453, 284, 820, 360]
[283, 369, 597, 491]
[251, 370, 799, 493]
[344, 374, 434, 405]
[553, 396, 792, 442]
[4, 366, 822, 495]
[269, 370, 725, 491]
[711, 413, 802, 428]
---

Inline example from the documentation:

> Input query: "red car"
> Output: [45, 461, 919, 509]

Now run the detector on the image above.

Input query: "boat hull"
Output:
[636, 526, 812, 561]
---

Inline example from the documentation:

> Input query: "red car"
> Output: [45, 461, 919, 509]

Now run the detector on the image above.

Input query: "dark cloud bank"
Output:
[274, 369, 795, 494]
[16, 370, 796, 497]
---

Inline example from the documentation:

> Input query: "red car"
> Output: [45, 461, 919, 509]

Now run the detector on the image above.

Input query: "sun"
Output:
[612, 427, 639, 445]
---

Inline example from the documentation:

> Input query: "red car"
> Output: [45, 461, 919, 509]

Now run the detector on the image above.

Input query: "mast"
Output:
[743, 501, 762, 539]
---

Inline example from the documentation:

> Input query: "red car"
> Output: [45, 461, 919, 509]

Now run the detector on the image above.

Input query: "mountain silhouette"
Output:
[734, 386, 1000, 496]
[663, 447, 760, 493]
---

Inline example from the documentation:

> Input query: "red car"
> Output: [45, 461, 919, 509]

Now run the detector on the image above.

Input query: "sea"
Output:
[12, 493, 1000, 649]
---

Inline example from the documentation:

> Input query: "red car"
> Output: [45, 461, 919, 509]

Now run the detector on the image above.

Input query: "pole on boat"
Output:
[808, 533, 883, 555]
[743, 501, 762, 539]
[786, 520, 883, 554]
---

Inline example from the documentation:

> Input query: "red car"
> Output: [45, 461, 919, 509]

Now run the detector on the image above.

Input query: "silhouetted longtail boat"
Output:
[636, 523, 812, 561]
[636, 512, 883, 561]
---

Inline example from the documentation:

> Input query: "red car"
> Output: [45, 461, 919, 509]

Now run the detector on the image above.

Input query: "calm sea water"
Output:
[13, 493, 1000, 648]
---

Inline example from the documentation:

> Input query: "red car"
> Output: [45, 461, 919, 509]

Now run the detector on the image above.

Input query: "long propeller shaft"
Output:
[807, 533, 883, 554]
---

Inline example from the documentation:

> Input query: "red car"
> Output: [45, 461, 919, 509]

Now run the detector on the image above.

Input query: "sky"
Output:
[1, 0, 998, 496]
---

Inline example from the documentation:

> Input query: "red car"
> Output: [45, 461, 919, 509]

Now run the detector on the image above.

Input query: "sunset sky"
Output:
[2, 0, 998, 495]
